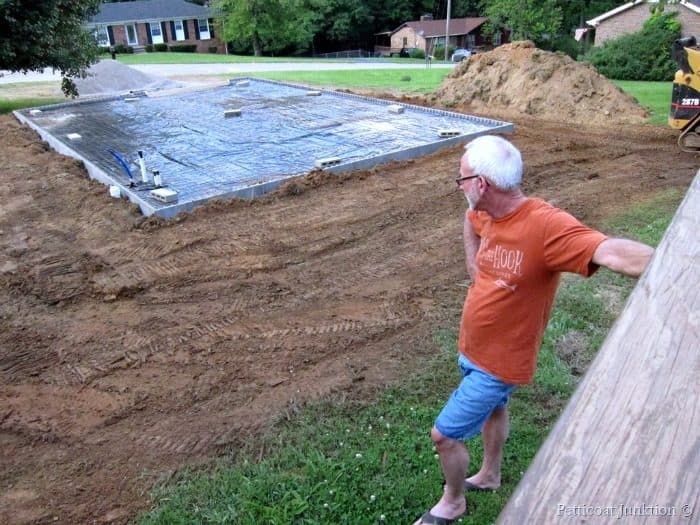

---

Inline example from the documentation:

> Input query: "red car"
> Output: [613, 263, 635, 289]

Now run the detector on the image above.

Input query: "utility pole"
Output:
[444, 0, 451, 61]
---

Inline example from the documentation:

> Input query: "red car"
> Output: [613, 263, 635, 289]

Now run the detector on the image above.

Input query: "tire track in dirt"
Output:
[65, 313, 411, 385]
[93, 228, 366, 296]
[0, 347, 55, 384]
[3, 252, 102, 305]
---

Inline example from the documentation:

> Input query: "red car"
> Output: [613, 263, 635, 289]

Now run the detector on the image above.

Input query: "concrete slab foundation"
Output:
[14, 78, 513, 217]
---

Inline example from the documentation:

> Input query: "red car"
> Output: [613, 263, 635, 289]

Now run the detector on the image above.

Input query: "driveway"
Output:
[0, 60, 453, 84]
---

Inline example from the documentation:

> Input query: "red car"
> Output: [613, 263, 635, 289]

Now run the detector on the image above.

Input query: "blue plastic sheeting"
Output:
[15, 78, 513, 217]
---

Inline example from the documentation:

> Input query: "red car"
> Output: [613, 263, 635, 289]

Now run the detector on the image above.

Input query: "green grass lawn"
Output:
[115, 52, 320, 64]
[229, 72, 673, 119]
[229, 69, 450, 94]
[0, 80, 65, 114]
[136, 191, 682, 524]
[114, 52, 429, 65]
[247, 74, 671, 118]
[612, 80, 672, 125]
[0, 97, 64, 114]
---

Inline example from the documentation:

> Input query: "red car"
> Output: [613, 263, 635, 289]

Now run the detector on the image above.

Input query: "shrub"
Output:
[432, 44, 457, 60]
[168, 44, 197, 53]
[208, 46, 218, 54]
[581, 11, 681, 80]
[113, 43, 133, 54]
[154, 43, 168, 52]
[145, 44, 154, 53]
[409, 48, 425, 59]
[549, 35, 584, 60]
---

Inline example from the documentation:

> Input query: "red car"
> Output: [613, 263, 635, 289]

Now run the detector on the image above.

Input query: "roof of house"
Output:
[392, 17, 488, 38]
[88, 0, 213, 25]
[587, 0, 700, 27]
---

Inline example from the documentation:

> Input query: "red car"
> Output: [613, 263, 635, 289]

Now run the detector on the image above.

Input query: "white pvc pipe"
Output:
[137, 150, 149, 183]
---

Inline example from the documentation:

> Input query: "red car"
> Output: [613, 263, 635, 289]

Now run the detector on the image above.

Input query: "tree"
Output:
[310, 0, 438, 53]
[315, 0, 374, 45]
[216, 0, 318, 56]
[0, 0, 102, 97]
[649, 0, 681, 16]
[558, 1, 628, 32]
[481, 0, 563, 45]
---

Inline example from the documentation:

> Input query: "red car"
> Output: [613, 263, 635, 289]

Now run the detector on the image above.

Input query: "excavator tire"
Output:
[678, 112, 700, 153]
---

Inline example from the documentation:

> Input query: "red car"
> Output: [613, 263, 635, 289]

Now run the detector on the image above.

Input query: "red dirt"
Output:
[0, 106, 697, 524]
[433, 41, 648, 126]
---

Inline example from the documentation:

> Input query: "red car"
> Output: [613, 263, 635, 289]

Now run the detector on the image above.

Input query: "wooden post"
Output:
[497, 170, 700, 523]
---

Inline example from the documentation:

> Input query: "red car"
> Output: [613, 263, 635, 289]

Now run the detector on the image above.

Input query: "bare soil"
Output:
[433, 41, 648, 126]
[0, 96, 697, 524]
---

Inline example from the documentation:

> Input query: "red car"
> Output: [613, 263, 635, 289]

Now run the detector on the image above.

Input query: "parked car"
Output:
[451, 48, 472, 62]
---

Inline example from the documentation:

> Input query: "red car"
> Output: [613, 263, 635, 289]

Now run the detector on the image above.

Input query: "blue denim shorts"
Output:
[434, 353, 517, 441]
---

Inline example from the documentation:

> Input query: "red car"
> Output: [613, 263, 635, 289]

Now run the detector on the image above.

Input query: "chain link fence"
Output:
[312, 49, 376, 59]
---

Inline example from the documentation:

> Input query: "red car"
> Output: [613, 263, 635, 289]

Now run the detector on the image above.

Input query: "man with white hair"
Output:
[414, 135, 654, 525]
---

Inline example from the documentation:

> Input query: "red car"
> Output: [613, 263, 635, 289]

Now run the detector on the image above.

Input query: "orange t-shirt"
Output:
[458, 198, 607, 385]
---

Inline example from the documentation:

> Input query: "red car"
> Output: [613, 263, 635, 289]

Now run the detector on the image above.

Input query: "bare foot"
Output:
[464, 474, 500, 491]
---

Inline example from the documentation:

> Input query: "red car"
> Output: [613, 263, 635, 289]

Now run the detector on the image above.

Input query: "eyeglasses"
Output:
[455, 174, 479, 186]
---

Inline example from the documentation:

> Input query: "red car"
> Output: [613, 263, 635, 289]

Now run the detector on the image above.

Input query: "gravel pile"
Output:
[75, 60, 185, 97]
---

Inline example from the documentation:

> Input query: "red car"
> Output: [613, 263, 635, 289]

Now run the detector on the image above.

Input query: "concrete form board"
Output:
[15, 78, 513, 217]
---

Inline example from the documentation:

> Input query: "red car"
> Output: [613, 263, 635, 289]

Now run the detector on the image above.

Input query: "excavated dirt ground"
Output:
[433, 41, 648, 126]
[0, 91, 698, 524]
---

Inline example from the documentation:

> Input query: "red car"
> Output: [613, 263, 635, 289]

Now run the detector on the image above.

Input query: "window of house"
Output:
[149, 20, 164, 44]
[467, 34, 476, 48]
[493, 32, 502, 46]
[198, 19, 210, 40]
[94, 25, 110, 47]
[174, 19, 185, 41]
[403, 37, 408, 46]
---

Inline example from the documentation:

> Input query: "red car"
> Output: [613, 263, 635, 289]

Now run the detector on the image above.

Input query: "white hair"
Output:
[464, 135, 522, 190]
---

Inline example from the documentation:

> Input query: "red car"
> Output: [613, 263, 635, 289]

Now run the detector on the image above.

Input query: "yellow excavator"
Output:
[669, 36, 700, 152]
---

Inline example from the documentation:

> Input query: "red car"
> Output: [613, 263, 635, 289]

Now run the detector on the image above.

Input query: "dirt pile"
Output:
[432, 41, 648, 125]
[74, 60, 184, 96]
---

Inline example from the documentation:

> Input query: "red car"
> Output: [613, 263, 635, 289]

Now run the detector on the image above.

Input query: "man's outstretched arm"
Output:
[592, 238, 654, 278]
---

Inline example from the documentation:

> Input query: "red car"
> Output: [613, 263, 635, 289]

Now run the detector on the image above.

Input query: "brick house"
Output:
[587, 0, 700, 46]
[86, 0, 225, 54]
[377, 16, 508, 56]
